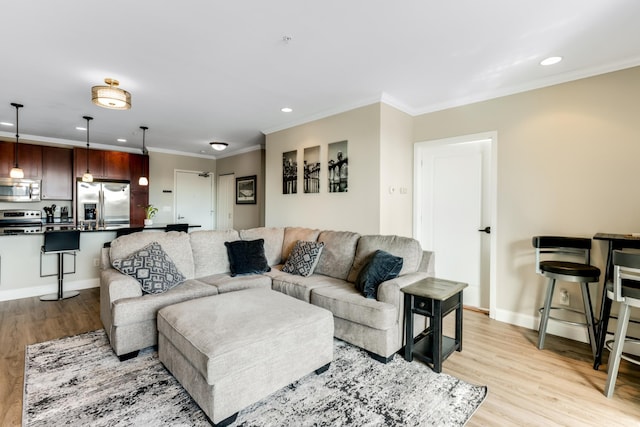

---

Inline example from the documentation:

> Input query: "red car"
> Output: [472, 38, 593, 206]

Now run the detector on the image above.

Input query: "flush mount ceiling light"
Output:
[9, 102, 24, 178]
[139, 126, 149, 186]
[82, 115, 94, 183]
[91, 78, 131, 110]
[210, 142, 229, 151]
[281, 107, 293, 113]
[540, 56, 563, 66]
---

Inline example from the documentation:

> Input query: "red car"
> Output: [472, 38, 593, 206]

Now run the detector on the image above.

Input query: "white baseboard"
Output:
[0, 279, 99, 302]
[494, 308, 590, 344]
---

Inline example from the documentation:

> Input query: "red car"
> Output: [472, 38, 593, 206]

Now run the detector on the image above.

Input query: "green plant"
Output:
[143, 204, 158, 219]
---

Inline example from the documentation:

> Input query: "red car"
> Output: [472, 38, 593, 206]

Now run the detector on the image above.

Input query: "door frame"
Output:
[413, 131, 498, 318]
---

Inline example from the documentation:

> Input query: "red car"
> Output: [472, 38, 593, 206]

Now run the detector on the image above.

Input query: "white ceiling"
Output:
[1, 1, 639, 158]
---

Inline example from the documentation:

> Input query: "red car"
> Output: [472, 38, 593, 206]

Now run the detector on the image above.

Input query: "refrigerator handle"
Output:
[98, 189, 104, 228]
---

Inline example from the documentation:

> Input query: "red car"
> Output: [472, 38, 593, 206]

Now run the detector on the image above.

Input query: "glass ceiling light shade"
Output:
[82, 116, 94, 183]
[210, 142, 228, 151]
[9, 102, 24, 178]
[139, 126, 149, 186]
[91, 78, 131, 110]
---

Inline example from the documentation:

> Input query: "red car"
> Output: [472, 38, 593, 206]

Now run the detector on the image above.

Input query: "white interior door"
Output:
[415, 135, 493, 311]
[216, 174, 234, 230]
[175, 170, 214, 230]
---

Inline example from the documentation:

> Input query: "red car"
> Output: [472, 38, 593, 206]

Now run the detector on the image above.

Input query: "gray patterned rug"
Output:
[23, 330, 487, 426]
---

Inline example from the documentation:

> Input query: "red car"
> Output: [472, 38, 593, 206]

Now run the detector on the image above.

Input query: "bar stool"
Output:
[532, 236, 600, 355]
[604, 250, 640, 397]
[39, 230, 81, 301]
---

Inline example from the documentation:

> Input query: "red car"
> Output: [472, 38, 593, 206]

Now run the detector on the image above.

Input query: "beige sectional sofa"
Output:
[100, 226, 434, 362]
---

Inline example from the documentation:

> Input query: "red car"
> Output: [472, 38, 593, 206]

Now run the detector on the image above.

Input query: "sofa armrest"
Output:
[377, 271, 431, 306]
[101, 268, 142, 304]
[417, 250, 435, 276]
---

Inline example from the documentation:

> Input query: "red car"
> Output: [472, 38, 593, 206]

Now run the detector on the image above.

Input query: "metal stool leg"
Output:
[580, 282, 597, 358]
[604, 302, 631, 397]
[538, 277, 556, 350]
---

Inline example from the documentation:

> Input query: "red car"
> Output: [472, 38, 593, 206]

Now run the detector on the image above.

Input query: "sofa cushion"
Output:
[271, 273, 344, 302]
[110, 231, 195, 279]
[111, 279, 218, 326]
[282, 241, 324, 277]
[112, 242, 186, 294]
[355, 250, 403, 299]
[282, 227, 320, 260]
[240, 227, 285, 266]
[225, 239, 271, 277]
[196, 273, 272, 294]
[314, 230, 361, 280]
[347, 235, 422, 283]
[311, 283, 397, 330]
[189, 230, 240, 277]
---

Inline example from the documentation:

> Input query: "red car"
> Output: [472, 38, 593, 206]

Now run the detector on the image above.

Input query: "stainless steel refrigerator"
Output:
[77, 180, 130, 228]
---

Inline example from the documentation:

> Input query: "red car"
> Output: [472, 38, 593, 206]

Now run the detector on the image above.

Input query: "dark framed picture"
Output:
[236, 175, 257, 204]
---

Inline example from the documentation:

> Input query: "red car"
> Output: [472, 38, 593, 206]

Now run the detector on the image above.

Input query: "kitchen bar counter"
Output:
[1, 223, 201, 235]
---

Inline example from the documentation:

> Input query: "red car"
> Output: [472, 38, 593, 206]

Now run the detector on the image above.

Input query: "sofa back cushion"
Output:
[110, 231, 195, 279]
[314, 230, 361, 280]
[190, 229, 240, 277]
[347, 235, 423, 283]
[282, 227, 320, 260]
[240, 227, 285, 266]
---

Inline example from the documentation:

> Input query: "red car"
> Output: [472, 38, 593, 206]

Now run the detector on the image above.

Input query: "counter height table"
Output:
[592, 233, 640, 369]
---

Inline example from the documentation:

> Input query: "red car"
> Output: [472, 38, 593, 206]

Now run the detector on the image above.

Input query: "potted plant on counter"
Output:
[143, 204, 158, 226]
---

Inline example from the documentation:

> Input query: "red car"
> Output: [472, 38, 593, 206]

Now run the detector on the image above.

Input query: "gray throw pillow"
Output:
[112, 241, 186, 294]
[225, 239, 271, 277]
[355, 250, 403, 299]
[282, 240, 325, 277]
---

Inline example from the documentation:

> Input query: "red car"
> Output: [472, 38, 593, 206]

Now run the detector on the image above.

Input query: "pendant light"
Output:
[9, 102, 24, 178]
[82, 116, 94, 183]
[138, 126, 149, 186]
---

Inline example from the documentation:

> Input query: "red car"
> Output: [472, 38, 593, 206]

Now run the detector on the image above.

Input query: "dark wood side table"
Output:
[402, 277, 468, 373]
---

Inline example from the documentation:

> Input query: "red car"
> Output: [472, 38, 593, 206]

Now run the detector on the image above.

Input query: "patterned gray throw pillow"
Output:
[282, 240, 325, 277]
[112, 241, 186, 294]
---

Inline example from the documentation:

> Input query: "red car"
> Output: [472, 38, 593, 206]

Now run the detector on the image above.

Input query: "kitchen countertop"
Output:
[0, 223, 201, 236]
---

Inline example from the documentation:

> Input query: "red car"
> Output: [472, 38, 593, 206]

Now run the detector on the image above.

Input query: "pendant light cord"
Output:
[83, 116, 93, 173]
[11, 103, 23, 168]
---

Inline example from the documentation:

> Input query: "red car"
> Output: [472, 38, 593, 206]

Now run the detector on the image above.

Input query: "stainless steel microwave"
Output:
[0, 178, 41, 202]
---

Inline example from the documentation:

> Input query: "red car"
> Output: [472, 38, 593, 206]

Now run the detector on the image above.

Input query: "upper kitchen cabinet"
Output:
[42, 146, 73, 200]
[74, 147, 104, 179]
[129, 153, 149, 192]
[0, 141, 42, 178]
[104, 151, 130, 180]
[74, 148, 130, 181]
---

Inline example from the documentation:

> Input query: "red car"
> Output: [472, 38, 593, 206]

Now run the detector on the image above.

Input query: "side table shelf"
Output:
[402, 277, 468, 373]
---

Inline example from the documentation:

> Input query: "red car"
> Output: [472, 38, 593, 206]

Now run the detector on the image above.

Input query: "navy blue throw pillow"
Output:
[224, 239, 271, 277]
[355, 250, 403, 299]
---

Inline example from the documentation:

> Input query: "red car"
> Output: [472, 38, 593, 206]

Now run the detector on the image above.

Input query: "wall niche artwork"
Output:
[303, 146, 321, 193]
[328, 140, 348, 193]
[282, 150, 298, 194]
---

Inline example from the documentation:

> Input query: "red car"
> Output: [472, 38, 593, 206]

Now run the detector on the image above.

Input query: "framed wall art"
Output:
[236, 175, 257, 204]
[303, 145, 321, 193]
[282, 150, 298, 194]
[328, 140, 348, 193]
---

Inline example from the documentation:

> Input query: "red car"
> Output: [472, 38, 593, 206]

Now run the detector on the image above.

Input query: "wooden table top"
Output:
[401, 277, 468, 300]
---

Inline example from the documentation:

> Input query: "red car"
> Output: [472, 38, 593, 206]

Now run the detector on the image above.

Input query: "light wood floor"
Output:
[1, 288, 639, 426]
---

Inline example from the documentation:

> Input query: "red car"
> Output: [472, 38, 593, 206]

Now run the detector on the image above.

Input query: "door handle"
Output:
[178, 215, 185, 219]
[478, 226, 491, 234]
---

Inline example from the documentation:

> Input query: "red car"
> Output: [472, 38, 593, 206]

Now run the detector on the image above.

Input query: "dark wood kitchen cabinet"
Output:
[129, 153, 149, 226]
[0, 141, 42, 178]
[42, 146, 73, 200]
[74, 148, 130, 181]
[104, 151, 130, 180]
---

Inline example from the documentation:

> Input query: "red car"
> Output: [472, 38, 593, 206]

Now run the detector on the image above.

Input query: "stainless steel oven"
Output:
[0, 209, 42, 234]
[0, 178, 41, 202]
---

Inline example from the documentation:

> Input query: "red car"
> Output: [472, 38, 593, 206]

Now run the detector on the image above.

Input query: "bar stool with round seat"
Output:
[604, 249, 640, 397]
[532, 236, 601, 355]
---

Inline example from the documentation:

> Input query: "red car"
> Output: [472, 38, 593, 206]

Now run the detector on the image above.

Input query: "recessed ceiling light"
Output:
[76, 126, 86, 131]
[540, 56, 563, 66]
[281, 107, 293, 113]
[117, 138, 127, 143]
[0, 122, 13, 126]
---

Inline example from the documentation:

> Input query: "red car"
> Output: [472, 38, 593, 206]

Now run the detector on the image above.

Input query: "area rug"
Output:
[23, 330, 487, 426]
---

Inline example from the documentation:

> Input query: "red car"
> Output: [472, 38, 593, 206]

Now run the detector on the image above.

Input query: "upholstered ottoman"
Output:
[157, 288, 334, 426]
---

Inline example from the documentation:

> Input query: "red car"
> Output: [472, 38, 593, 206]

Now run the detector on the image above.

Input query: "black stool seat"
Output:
[540, 261, 600, 281]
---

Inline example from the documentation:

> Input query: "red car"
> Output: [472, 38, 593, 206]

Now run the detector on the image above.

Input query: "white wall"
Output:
[413, 66, 640, 332]
[265, 104, 381, 234]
